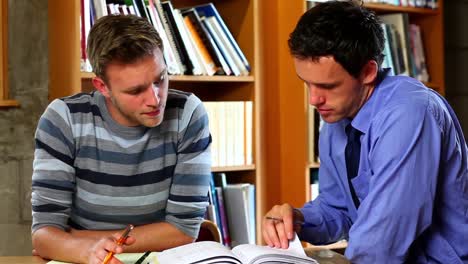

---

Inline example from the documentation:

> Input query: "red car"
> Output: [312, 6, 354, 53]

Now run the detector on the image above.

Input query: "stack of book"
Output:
[365, 0, 438, 9]
[380, 13, 430, 82]
[204, 101, 253, 168]
[206, 173, 256, 248]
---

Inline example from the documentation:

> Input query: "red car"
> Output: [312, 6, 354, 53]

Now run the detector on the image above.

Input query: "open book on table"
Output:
[48, 234, 318, 264]
[151, 233, 318, 264]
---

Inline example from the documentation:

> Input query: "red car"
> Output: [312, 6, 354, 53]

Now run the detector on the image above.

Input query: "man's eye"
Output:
[154, 76, 166, 86]
[128, 90, 141, 95]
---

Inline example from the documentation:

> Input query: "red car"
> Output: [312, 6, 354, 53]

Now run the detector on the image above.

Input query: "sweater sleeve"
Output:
[31, 99, 76, 233]
[165, 94, 212, 238]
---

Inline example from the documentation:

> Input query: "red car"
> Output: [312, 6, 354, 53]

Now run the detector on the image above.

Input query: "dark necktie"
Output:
[345, 124, 362, 208]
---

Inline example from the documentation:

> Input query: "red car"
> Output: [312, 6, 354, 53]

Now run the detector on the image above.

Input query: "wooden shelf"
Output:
[170, 75, 255, 82]
[212, 164, 256, 172]
[364, 3, 439, 15]
[81, 71, 255, 83]
[0, 100, 20, 108]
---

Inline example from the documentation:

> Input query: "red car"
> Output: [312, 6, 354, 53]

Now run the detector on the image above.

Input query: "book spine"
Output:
[208, 177, 221, 228]
[173, 9, 205, 75]
[147, 0, 182, 74]
[200, 16, 232, 76]
[154, 0, 185, 73]
[215, 187, 232, 247]
[203, 17, 241, 76]
[161, 1, 193, 74]
[183, 14, 217, 76]
[183, 9, 226, 75]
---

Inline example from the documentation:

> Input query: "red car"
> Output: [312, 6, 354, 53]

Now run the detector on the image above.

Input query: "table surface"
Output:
[305, 248, 350, 264]
[0, 248, 349, 264]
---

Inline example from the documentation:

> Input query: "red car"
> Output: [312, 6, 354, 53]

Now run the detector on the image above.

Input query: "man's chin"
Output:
[321, 115, 341, 124]
[141, 118, 162, 128]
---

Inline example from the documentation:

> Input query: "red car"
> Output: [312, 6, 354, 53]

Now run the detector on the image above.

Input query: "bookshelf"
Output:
[260, 0, 445, 209]
[48, 0, 265, 243]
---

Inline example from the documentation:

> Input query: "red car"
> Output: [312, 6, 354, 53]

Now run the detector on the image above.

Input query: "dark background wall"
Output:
[0, 0, 48, 255]
[445, 0, 468, 136]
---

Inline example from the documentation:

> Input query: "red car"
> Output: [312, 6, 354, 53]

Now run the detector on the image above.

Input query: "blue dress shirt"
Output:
[298, 73, 468, 263]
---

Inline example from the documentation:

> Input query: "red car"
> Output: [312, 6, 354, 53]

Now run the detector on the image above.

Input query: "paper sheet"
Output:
[47, 252, 158, 264]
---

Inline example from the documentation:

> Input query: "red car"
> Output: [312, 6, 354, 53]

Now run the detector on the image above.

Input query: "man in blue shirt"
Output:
[262, 1, 468, 263]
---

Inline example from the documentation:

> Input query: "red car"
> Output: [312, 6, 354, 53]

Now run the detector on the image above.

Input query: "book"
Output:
[204, 16, 249, 76]
[172, 8, 206, 75]
[92, 0, 108, 19]
[194, 3, 251, 73]
[152, 0, 185, 74]
[380, 13, 413, 77]
[153, 234, 318, 264]
[47, 236, 317, 264]
[380, 23, 395, 76]
[182, 8, 227, 75]
[201, 16, 241, 76]
[208, 175, 222, 229]
[180, 10, 215, 75]
[224, 183, 255, 247]
[408, 24, 429, 82]
[134, 0, 150, 20]
[215, 186, 232, 247]
[161, 1, 193, 74]
[147, 0, 183, 74]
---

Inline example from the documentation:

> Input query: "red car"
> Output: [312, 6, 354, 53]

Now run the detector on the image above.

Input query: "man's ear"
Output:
[92, 77, 110, 97]
[360, 60, 378, 86]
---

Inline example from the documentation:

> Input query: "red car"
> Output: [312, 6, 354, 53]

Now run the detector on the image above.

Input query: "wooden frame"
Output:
[0, 0, 19, 108]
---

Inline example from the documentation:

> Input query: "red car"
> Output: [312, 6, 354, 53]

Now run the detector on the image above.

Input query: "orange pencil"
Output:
[102, 224, 134, 264]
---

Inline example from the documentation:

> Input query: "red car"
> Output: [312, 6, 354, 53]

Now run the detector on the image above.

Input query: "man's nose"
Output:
[309, 87, 324, 106]
[146, 85, 160, 106]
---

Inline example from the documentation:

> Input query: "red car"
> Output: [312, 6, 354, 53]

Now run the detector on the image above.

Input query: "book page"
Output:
[47, 252, 158, 264]
[153, 241, 241, 264]
[288, 232, 307, 256]
[232, 233, 318, 264]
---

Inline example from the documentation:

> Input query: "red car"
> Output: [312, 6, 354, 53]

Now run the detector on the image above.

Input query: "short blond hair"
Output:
[86, 15, 163, 82]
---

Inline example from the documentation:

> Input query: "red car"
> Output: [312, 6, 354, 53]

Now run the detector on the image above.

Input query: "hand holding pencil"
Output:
[101, 224, 135, 264]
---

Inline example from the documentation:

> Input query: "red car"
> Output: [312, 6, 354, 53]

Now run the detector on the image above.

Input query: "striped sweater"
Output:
[31, 89, 211, 238]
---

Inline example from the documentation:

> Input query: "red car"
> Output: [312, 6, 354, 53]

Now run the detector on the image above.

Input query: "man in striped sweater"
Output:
[31, 15, 211, 264]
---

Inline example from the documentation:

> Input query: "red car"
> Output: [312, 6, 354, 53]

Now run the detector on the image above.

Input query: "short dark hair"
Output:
[87, 15, 164, 82]
[288, 0, 384, 78]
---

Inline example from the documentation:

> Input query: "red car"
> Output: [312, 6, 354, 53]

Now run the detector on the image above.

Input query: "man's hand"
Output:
[85, 232, 136, 264]
[262, 203, 304, 249]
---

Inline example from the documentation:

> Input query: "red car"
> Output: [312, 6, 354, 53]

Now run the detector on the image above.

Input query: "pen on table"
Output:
[102, 224, 134, 264]
[134, 251, 151, 264]
[266, 216, 304, 225]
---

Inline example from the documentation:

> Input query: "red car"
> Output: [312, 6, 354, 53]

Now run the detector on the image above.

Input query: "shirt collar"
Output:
[350, 68, 391, 134]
